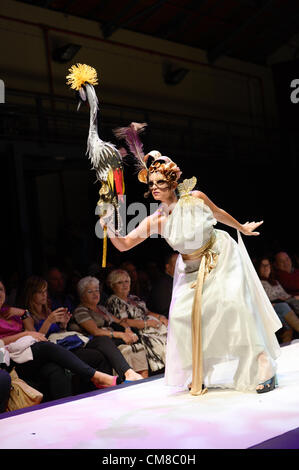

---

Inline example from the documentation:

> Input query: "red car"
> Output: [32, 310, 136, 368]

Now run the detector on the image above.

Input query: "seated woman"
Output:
[106, 269, 168, 375]
[0, 278, 121, 401]
[24, 275, 124, 393]
[0, 339, 11, 412]
[71, 276, 148, 378]
[256, 257, 299, 342]
[24, 275, 142, 385]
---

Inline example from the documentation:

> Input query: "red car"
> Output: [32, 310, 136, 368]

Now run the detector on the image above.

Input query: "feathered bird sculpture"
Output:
[66, 63, 125, 267]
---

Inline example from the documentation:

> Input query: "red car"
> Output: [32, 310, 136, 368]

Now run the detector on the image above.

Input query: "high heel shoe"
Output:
[256, 376, 277, 394]
[188, 383, 207, 395]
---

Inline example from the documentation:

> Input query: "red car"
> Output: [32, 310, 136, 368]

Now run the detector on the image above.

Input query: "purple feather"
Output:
[114, 122, 147, 170]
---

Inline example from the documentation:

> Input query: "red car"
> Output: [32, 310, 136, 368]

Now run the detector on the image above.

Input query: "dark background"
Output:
[1, 0, 299, 285]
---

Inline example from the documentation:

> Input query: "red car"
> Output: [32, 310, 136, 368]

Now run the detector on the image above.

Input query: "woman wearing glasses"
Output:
[72, 276, 148, 379]
[106, 269, 168, 375]
[100, 123, 282, 395]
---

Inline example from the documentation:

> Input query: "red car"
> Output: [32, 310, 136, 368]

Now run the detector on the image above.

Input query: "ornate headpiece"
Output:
[113, 122, 182, 184]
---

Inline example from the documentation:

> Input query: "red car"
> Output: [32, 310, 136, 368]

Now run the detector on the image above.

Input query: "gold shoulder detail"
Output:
[177, 177, 197, 197]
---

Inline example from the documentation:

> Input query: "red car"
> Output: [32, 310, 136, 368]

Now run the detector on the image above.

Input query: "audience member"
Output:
[71, 276, 146, 379]
[258, 257, 299, 316]
[0, 278, 121, 402]
[0, 339, 11, 412]
[46, 267, 76, 313]
[87, 263, 113, 305]
[144, 261, 164, 285]
[274, 251, 299, 297]
[106, 269, 167, 375]
[120, 261, 151, 300]
[4, 271, 20, 306]
[256, 257, 299, 342]
[65, 269, 82, 308]
[147, 252, 178, 318]
[23, 275, 126, 393]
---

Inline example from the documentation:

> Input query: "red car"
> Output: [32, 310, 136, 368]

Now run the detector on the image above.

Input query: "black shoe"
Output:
[256, 376, 277, 394]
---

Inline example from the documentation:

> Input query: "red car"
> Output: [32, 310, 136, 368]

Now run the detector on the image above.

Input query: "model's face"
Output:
[112, 275, 131, 298]
[259, 259, 271, 279]
[275, 252, 292, 273]
[82, 283, 100, 305]
[32, 285, 48, 306]
[148, 171, 173, 201]
[0, 282, 5, 309]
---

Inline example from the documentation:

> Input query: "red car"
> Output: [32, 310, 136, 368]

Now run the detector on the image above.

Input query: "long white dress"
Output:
[162, 187, 282, 392]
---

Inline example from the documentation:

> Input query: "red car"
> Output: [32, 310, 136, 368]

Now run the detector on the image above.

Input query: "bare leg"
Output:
[256, 351, 276, 392]
[137, 370, 149, 378]
[90, 371, 118, 388]
[124, 369, 144, 380]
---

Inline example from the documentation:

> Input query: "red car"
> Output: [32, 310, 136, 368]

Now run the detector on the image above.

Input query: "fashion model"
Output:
[66, 64, 282, 397]
[102, 123, 282, 396]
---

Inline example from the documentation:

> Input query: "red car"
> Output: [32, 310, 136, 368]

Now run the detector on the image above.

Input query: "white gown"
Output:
[162, 191, 282, 392]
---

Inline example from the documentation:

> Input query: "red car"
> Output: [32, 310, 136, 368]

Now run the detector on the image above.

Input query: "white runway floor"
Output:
[1, 342, 299, 450]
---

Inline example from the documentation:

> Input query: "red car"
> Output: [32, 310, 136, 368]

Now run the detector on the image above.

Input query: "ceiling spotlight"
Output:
[163, 63, 189, 85]
[52, 44, 81, 63]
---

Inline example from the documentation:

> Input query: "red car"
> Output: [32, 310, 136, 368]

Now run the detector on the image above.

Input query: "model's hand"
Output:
[240, 221, 263, 236]
[99, 216, 108, 229]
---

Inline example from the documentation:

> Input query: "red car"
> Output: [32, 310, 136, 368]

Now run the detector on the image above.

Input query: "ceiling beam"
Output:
[206, 0, 275, 63]
[101, 0, 168, 39]
[157, 0, 204, 39]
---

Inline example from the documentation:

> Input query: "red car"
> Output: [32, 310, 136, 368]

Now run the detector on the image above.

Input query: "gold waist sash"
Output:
[182, 231, 218, 396]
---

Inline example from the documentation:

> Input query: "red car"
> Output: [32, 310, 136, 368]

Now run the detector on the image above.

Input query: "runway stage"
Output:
[1, 341, 299, 450]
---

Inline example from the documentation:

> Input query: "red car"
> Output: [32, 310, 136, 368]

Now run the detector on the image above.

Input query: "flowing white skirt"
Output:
[164, 229, 282, 392]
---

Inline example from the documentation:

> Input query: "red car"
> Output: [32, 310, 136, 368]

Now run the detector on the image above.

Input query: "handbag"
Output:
[48, 331, 89, 350]
[56, 334, 84, 350]
[6, 368, 43, 412]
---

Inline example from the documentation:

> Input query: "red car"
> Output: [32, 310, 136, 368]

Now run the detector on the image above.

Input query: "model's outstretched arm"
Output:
[193, 191, 263, 236]
[101, 211, 160, 251]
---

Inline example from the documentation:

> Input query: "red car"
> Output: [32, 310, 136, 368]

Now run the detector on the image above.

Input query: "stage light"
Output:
[52, 44, 81, 63]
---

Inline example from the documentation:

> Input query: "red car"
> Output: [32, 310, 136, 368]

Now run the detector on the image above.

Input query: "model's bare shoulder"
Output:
[191, 190, 207, 201]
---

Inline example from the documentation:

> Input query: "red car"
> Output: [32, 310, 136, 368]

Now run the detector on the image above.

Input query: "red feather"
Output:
[113, 168, 124, 202]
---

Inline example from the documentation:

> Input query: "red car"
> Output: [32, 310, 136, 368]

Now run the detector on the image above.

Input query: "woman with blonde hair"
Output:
[71, 276, 147, 379]
[106, 269, 168, 375]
